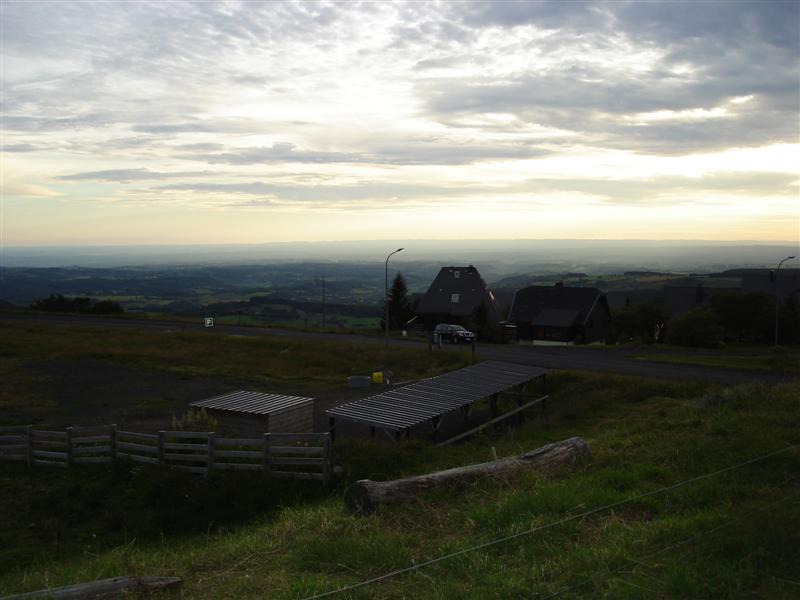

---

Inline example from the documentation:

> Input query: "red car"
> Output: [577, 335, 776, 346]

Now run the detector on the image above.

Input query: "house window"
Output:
[451, 294, 460, 303]
[454, 271, 461, 279]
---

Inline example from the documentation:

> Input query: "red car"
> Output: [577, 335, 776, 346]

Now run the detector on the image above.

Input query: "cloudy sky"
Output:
[2, 0, 798, 245]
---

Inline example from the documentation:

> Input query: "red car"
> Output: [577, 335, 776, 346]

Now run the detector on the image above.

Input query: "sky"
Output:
[2, 0, 799, 246]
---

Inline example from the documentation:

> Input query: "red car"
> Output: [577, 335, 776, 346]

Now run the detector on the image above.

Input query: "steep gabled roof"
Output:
[509, 284, 605, 325]
[416, 265, 499, 318]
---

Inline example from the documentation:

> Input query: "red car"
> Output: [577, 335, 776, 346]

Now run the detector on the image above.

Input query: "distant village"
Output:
[408, 265, 800, 346]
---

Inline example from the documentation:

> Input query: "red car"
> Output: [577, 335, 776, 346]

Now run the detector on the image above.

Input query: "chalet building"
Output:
[414, 265, 501, 331]
[508, 283, 612, 344]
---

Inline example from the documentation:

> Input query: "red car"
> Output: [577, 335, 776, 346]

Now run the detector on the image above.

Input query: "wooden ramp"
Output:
[326, 360, 548, 441]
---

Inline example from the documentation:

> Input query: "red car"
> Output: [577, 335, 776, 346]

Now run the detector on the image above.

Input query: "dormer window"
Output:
[451, 294, 460, 303]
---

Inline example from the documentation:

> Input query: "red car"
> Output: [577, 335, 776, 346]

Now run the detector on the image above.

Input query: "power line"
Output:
[538, 490, 800, 599]
[301, 444, 798, 600]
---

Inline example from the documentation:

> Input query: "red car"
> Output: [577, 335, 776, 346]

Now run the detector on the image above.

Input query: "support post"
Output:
[110, 424, 117, 463]
[328, 417, 336, 443]
[321, 433, 331, 487]
[26, 425, 32, 467]
[65, 426, 74, 466]
[370, 426, 376, 439]
[158, 431, 165, 465]
[263, 433, 271, 474]
[207, 432, 215, 477]
[489, 394, 499, 417]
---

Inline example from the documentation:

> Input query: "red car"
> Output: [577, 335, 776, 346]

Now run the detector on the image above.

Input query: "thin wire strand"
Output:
[301, 443, 797, 600]
[538, 490, 800, 599]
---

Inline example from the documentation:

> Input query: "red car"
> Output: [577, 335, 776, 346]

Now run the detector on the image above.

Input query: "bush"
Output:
[171, 407, 219, 431]
[666, 307, 723, 348]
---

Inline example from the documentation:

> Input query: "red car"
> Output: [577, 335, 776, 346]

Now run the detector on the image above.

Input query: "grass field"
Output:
[631, 351, 800, 376]
[0, 322, 798, 598]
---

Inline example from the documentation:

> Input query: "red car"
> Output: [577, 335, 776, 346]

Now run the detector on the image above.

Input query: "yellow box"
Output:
[371, 371, 384, 384]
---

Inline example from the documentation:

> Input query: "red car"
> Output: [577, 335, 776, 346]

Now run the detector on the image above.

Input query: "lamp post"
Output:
[385, 247, 404, 347]
[774, 255, 795, 347]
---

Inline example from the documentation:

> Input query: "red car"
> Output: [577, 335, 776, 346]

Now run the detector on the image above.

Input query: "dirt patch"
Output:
[19, 358, 270, 431]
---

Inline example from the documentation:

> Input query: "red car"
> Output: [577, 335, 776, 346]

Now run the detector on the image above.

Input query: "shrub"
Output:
[666, 307, 723, 348]
[170, 407, 219, 431]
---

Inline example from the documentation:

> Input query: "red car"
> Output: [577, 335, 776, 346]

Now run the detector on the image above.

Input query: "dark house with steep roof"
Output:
[509, 283, 612, 344]
[415, 265, 501, 332]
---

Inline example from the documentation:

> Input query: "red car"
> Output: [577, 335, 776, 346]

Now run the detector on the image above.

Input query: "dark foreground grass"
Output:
[1, 373, 798, 598]
[631, 349, 800, 376]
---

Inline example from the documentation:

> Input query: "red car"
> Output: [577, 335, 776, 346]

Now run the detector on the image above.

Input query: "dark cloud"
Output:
[58, 168, 215, 182]
[1, 143, 38, 152]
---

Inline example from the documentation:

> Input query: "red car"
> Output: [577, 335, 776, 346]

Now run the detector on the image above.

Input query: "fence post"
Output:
[110, 424, 117, 462]
[65, 427, 74, 466]
[321, 433, 331, 487]
[26, 425, 33, 467]
[262, 433, 271, 475]
[158, 431, 165, 465]
[207, 432, 215, 477]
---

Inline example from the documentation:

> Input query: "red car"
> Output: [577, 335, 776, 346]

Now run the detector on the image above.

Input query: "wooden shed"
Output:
[190, 391, 314, 435]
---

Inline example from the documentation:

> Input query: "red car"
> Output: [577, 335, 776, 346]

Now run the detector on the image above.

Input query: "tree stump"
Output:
[345, 436, 590, 516]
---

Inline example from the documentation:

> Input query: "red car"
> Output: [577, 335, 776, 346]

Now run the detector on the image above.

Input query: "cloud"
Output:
[1, 143, 39, 152]
[56, 168, 216, 182]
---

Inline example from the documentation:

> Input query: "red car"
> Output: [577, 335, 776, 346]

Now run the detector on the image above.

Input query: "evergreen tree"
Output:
[384, 272, 413, 330]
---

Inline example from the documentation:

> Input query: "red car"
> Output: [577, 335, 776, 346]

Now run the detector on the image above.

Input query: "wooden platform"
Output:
[326, 360, 548, 441]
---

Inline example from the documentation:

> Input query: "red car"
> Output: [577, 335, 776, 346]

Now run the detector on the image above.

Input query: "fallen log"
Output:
[4, 575, 182, 599]
[345, 436, 590, 516]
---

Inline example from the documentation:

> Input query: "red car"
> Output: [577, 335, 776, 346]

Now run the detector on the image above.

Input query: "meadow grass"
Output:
[1, 367, 797, 598]
[0, 321, 469, 394]
[631, 351, 800, 375]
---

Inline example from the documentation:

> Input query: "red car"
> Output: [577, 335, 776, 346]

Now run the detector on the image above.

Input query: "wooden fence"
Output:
[0, 425, 332, 484]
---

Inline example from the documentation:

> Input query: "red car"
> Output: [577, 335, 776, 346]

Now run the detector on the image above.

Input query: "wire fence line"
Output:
[538, 490, 800, 599]
[301, 443, 798, 600]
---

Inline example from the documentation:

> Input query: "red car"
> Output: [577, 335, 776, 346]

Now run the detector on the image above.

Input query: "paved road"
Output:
[1, 312, 791, 385]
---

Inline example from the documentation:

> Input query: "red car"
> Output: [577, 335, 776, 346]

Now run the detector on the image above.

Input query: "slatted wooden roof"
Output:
[190, 391, 313, 416]
[326, 361, 548, 431]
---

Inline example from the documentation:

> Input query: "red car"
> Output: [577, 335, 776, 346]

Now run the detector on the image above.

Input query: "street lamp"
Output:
[385, 247, 404, 347]
[774, 255, 795, 347]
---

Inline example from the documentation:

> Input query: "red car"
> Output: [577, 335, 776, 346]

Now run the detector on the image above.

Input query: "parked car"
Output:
[434, 323, 476, 344]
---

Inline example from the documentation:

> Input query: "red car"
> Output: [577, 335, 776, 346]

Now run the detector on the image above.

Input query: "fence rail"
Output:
[0, 425, 332, 484]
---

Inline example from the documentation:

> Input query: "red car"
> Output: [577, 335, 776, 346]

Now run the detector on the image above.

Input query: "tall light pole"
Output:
[385, 247, 404, 347]
[774, 255, 795, 347]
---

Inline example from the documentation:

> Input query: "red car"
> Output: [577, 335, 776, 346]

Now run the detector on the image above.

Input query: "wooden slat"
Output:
[270, 457, 324, 467]
[0, 425, 29, 432]
[32, 450, 67, 460]
[270, 446, 324, 456]
[72, 435, 110, 444]
[31, 430, 67, 439]
[32, 459, 68, 468]
[117, 431, 158, 442]
[160, 431, 213, 439]
[215, 450, 261, 459]
[163, 453, 208, 463]
[216, 437, 264, 446]
[117, 441, 158, 454]
[271, 470, 324, 480]
[0, 444, 27, 452]
[30, 439, 66, 448]
[0, 435, 27, 443]
[73, 456, 112, 464]
[163, 442, 209, 451]
[214, 462, 262, 471]
[72, 445, 111, 455]
[0, 454, 26, 461]
[270, 433, 327, 443]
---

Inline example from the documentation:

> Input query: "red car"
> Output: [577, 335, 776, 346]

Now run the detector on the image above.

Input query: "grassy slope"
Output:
[631, 352, 800, 376]
[1, 371, 798, 598]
